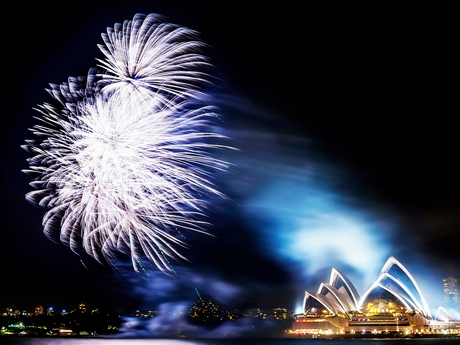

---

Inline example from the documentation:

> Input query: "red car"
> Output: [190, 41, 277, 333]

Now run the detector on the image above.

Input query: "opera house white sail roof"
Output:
[303, 256, 432, 319]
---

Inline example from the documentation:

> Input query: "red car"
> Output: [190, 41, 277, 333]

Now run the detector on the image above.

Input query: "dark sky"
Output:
[2, 1, 458, 317]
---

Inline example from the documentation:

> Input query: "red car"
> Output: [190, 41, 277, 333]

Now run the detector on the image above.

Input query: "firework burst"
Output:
[22, 13, 230, 273]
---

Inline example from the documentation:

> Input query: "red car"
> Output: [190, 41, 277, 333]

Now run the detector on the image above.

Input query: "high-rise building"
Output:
[443, 277, 458, 303]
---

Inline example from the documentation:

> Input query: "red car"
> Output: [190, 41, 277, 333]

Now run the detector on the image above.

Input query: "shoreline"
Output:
[285, 333, 460, 340]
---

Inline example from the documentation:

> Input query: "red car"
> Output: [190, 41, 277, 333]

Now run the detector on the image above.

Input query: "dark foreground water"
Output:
[0, 338, 460, 345]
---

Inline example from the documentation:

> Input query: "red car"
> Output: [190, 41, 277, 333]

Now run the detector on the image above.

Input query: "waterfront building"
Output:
[289, 257, 460, 337]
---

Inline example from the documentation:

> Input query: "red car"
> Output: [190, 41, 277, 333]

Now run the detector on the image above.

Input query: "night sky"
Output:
[2, 1, 458, 318]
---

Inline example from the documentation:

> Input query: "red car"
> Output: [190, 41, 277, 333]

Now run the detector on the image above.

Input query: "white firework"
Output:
[23, 14, 230, 273]
[97, 13, 211, 106]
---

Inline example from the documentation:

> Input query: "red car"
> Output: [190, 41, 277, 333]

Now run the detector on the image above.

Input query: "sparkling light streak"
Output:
[22, 13, 230, 273]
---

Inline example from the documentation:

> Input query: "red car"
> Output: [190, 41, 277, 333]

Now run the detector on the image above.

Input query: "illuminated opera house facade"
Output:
[289, 257, 460, 336]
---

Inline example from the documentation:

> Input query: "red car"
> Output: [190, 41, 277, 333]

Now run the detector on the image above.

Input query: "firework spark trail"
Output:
[96, 13, 211, 107]
[22, 13, 231, 273]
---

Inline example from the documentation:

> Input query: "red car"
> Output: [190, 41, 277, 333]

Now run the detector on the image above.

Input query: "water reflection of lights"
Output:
[17, 339, 207, 345]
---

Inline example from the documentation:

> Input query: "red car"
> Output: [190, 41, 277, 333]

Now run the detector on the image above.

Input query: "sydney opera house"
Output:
[289, 257, 460, 336]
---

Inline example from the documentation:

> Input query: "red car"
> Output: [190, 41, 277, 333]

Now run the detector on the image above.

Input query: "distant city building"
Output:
[220, 309, 240, 321]
[243, 308, 262, 318]
[130, 309, 157, 318]
[188, 299, 219, 324]
[443, 277, 458, 303]
[79, 302, 87, 313]
[34, 306, 43, 316]
[273, 308, 288, 320]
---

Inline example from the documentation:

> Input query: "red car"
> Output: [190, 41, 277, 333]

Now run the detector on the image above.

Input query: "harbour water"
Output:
[0, 338, 459, 345]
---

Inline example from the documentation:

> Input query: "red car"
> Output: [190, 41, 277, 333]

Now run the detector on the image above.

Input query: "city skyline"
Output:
[1, 0, 458, 335]
[1, 269, 458, 318]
